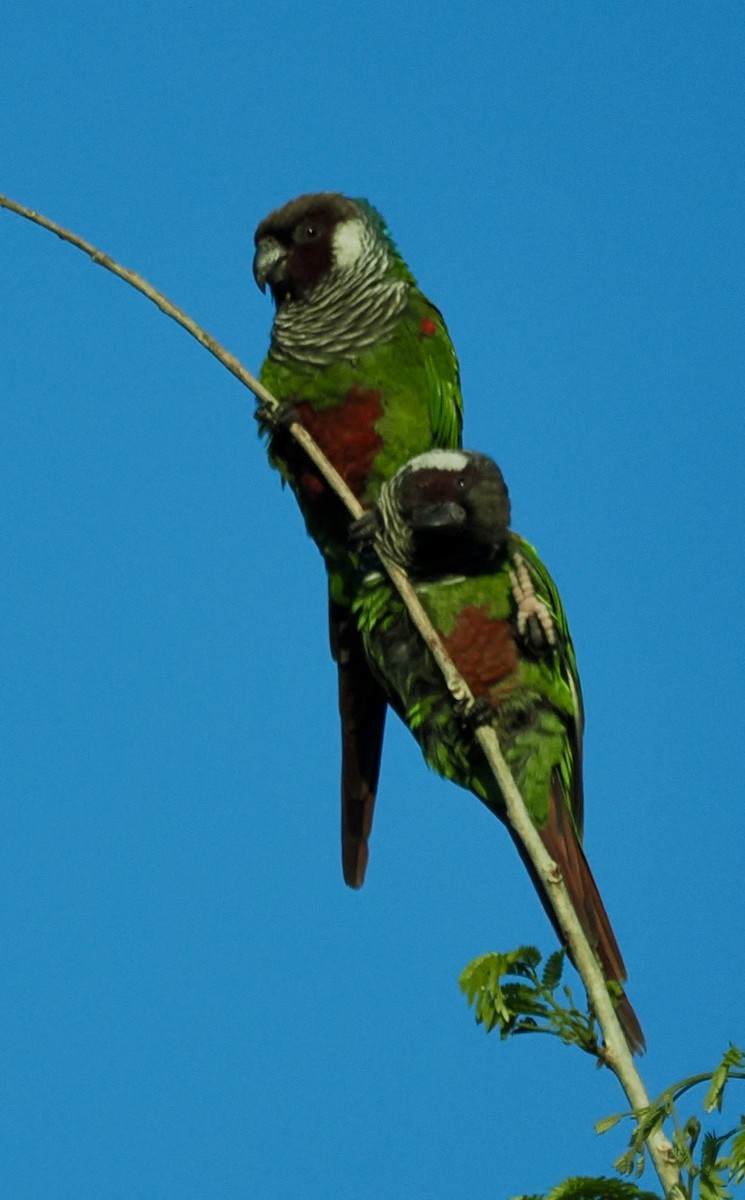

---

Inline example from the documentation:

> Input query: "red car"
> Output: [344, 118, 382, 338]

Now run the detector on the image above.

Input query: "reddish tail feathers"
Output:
[521, 782, 645, 1055]
[542, 783, 645, 1053]
[330, 600, 388, 889]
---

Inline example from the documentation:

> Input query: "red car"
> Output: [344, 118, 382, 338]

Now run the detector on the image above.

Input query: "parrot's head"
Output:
[253, 192, 393, 308]
[377, 450, 512, 576]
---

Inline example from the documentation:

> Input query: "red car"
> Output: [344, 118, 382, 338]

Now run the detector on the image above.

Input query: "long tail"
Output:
[329, 598, 389, 888]
[512, 781, 645, 1055]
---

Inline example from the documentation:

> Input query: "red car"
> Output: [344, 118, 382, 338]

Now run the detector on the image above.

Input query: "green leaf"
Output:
[703, 1046, 744, 1114]
[636, 1105, 667, 1142]
[613, 1150, 639, 1177]
[684, 1116, 701, 1149]
[671, 1128, 694, 1172]
[538, 1175, 661, 1200]
[520, 945, 543, 971]
[722, 1045, 744, 1069]
[458, 952, 492, 999]
[704, 1067, 730, 1115]
[595, 1112, 627, 1136]
[699, 1166, 731, 1200]
[701, 1131, 729, 1171]
[542, 949, 565, 990]
[727, 1120, 745, 1184]
[698, 1131, 732, 1200]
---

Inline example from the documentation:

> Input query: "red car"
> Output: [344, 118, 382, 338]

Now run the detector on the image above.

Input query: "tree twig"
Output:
[0, 192, 681, 1195]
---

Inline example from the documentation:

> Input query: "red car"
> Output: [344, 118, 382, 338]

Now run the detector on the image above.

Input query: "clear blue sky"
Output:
[2, 4, 744, 1197]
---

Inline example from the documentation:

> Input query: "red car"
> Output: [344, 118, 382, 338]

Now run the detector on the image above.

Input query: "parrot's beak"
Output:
[408, 501, 467, 532]
[253, 237, 288, 296]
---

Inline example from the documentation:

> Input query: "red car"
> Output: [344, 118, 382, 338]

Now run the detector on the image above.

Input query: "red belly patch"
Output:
[295, 387, 384, 501]
[442, 606, 518, 698]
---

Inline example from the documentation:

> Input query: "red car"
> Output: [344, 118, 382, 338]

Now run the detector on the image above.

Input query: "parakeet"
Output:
[253, 193, 463, 888]
[353, 449, 644, 1053]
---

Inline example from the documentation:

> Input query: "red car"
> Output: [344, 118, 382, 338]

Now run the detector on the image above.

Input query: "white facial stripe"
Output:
[407, 449, 470, 473]
[332, 218, 367, 269]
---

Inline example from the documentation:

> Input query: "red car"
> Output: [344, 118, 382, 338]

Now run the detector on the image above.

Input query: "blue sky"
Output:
[2, 3, 744, 1197]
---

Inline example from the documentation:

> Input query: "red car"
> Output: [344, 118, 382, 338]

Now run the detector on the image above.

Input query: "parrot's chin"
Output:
[270, 281, 296, 308]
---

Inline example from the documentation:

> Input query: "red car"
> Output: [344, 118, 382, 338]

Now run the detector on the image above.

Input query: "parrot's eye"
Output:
[295, 221, 323, 244]
[456, 477, 466, 489]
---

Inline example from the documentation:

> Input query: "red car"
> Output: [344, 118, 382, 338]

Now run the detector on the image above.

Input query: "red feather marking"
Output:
[419, 317, 437, 337]
[295, 388, 384, 502]
[330, 599, 388, 889]
[442, 606, 518, 698]
[538, 782, 645, 1054]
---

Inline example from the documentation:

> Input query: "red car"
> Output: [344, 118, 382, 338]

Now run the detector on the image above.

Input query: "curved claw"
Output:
[349, 511, 383, 575]
[509, 552, 557, 654]
[349, 510, 381, 546]
[454, 696, 493, 733]
[254, 398, 301, 436]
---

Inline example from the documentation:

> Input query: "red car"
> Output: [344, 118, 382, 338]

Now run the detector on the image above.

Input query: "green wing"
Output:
[417, 299, 464, 449]
[508, 533, 585, 836]
[365, 290, 463, 488]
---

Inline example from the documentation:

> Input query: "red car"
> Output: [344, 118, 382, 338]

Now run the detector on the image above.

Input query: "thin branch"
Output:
[1, 192, 680, 1196]
[0, 193, 359, 518]
[373, 582, 678, 1197]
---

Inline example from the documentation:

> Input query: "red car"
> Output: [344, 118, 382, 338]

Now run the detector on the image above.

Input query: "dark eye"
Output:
[456, 477, 466, 489]
[294, 221, 323, 245]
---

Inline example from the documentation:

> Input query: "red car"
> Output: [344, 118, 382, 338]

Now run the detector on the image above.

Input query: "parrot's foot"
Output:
[254, 398, 300, 436]
[349, 511, 383, 574]
[454, 696, 493, 733]
[509, 553, 557, 653]
[349, 510, 381, 546]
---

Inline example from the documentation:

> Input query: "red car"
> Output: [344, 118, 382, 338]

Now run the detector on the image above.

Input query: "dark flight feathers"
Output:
[329, 598, 389, 888]
[514, 776, 645, 1054]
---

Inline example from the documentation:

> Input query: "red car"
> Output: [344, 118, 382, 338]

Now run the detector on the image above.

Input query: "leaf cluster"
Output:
[458, 945, 603, 1058]
[460, 946, 745, 1200]
[513, 1176, 660, 1200]
[602, 1045, 745, 1200]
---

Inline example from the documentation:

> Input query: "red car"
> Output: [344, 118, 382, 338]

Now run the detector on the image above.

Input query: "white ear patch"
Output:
[408, 449, 470, 473]
[332, 218, 367, 269]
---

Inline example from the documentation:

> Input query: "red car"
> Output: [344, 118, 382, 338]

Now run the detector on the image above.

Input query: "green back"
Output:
[355, 532, 584, 836]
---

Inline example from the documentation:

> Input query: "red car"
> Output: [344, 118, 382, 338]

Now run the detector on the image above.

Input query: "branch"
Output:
[0, 193, 360, 513]
[0, 192, 680, 1195]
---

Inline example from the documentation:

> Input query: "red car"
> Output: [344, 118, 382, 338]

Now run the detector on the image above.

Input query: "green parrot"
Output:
[353, 448, 644, 1054]
[253, 192, 463, 888]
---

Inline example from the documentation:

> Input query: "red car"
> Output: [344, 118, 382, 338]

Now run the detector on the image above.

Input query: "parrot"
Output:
[252, 192, 463, 888]
[352, 448, 644, 1054]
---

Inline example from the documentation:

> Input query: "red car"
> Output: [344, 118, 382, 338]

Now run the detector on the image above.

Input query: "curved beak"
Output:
[408, 501, 467, 532]
[252, 237, 287, 294]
